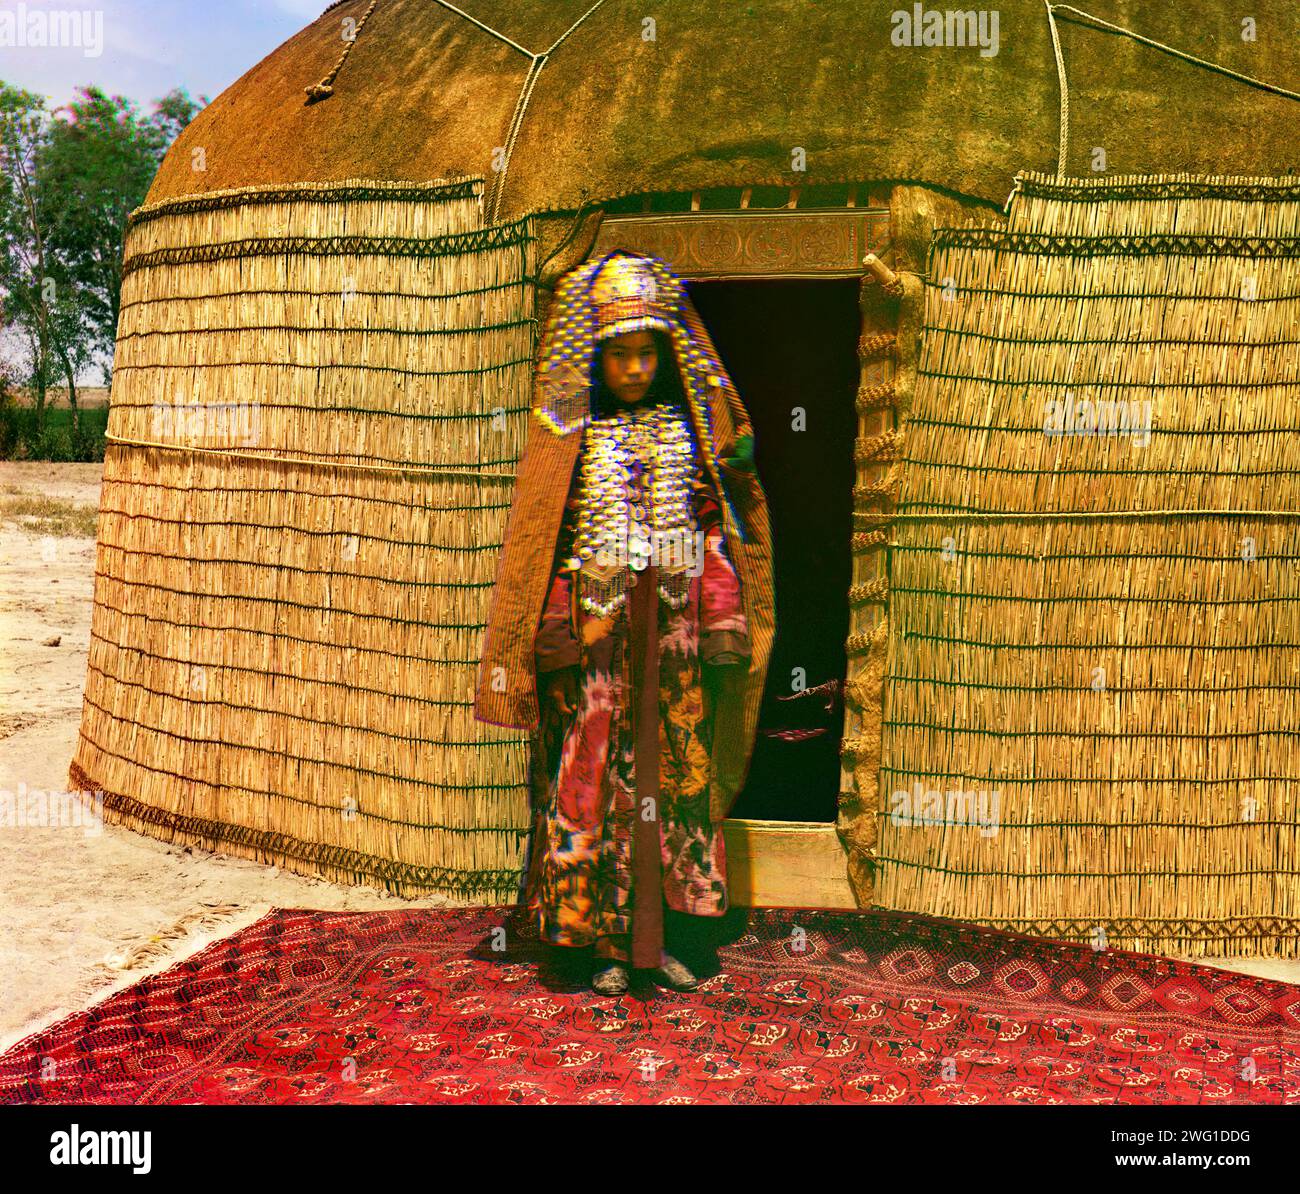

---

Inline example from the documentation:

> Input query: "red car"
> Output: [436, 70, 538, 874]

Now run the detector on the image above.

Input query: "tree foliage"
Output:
[0, 80, 205, 458]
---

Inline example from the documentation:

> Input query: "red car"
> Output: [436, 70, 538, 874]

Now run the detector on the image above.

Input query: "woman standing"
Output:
[475, 251, 773, 996]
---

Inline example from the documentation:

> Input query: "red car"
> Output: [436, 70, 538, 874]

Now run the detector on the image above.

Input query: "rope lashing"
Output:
[303, 0, 607, 221]
[849, 577, 890, 605]
[845, 621, 890, 659]
[854, 429, 903, 464]
[856, 380, 896, 413]
[305, 0, 380, 103]
[858, 505, 1300, 525]
[1044, 2, 1300, 180]
[852, 529, 891, 553]
[859, 331, 897, 362]
[853, 471, 900, 505]
[105, 433, 517, 482]
[413, 0, 610, 223]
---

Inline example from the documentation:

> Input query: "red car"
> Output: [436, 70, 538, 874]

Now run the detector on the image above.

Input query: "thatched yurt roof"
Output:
[149, 0, 1300, 216]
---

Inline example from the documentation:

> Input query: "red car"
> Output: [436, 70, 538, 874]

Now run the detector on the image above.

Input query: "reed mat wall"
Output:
[70, 176, 539, 899]
[873, 172, 1300, 957]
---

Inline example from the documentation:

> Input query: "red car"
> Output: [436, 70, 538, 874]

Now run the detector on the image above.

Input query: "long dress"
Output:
[524, 404, 751, 968]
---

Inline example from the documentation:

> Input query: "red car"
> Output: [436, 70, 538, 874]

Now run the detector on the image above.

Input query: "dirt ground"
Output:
[1, 461, 1297, 1057]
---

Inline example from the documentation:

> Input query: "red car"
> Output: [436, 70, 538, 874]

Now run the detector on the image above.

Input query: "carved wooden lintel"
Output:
[592, 209, 892, 279]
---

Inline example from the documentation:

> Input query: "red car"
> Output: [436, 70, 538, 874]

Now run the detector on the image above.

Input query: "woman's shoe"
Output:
[591, 963, 630, 995]
[652, 954, 699, 992]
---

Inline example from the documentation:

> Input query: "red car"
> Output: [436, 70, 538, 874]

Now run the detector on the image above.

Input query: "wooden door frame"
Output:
[586, 205, 901, 909]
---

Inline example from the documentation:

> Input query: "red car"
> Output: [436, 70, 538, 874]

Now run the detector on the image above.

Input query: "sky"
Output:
[0, 0, 326, 111]
[1, 1, 327, 384]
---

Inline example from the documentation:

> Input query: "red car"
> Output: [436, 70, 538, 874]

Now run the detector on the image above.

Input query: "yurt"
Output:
[70, 0, 1300, 961]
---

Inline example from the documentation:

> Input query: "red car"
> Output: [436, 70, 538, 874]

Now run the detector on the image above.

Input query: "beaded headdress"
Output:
[532, 250, 748, 616]
[533, 256, 686, 434]
[535, 251, 718, 474]
[539, 250, 753, 553]
[589, 253, 675, 341]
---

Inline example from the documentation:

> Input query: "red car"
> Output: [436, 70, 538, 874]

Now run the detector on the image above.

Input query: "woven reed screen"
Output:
[874, 172, 1300, 957]
[70, 177, 539, 900]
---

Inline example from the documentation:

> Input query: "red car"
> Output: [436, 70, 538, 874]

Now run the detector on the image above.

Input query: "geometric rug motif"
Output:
[3, 907, 1297, 1104]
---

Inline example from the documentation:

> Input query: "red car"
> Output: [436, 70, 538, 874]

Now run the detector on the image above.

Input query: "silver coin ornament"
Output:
[570, 404, 700, 616]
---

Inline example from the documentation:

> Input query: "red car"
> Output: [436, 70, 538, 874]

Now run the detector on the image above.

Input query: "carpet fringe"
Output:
[100, 901, 247, 972]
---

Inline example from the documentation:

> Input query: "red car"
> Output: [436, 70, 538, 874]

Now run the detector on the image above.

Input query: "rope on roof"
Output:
[1046, 2, 1300, 180]
[305, 0, 381, 104]
[427, 0, 535, 56]
[1045, 3, 1070, 179]
[476, 0, 612, 223]
[303, 0, 607, 219]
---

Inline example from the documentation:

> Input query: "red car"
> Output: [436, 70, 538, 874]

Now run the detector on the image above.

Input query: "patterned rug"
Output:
[3, 906, 1298, 1105]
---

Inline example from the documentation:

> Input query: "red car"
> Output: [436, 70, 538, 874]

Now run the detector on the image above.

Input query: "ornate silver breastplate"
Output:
[569, 403, 701, 618]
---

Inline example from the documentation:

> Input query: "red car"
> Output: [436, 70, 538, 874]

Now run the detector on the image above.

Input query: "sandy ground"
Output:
[1, 461, 1297, 1058]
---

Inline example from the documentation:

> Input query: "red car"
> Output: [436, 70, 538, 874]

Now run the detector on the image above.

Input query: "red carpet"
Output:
[3, 906, 1298, 1104]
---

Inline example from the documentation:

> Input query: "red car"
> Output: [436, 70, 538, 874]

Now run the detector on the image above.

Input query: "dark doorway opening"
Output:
[688, 278, 860, 822]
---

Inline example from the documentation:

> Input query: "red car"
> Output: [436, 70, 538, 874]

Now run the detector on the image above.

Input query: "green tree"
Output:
[0, 84, 57, 432]
[40, 85, 206, 383]
[0, 81, 204, 457]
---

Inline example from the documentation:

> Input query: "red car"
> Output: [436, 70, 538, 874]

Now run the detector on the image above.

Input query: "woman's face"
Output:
[600, 330, 659, 405]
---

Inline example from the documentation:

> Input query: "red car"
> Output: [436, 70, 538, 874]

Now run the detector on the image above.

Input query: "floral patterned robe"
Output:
[524, 421, 751, 964]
